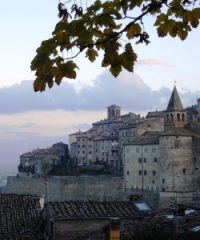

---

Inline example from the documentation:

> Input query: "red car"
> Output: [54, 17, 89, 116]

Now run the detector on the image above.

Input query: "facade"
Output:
[41, 200, 143, 240]
[69, 105, 141, 169]
[124, 138, 160, 191]
[19, 142, 69, 177]
[123, 86, 200, 205]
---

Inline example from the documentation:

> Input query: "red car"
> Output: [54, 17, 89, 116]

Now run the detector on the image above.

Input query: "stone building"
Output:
[19, 142, 69, 177]
[69, 105, 141, 169]
[123, 135, 160, 191]
[123, 86, 200, 206]
[41, 200, 144, 240]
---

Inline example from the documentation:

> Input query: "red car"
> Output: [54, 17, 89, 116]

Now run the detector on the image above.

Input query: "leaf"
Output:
[168, 20, 178, 37]
[61, 61, 78, 79]
[190, 10, 199, 28]
[110, 64, 122, 77]
[31, 53, 49, 71]
[121, 43, 137, 72]
[154, 14, 167, 26]
[178, 30, 188, 40]
[157, 24, 168, 37]
[126, 24, 141, 39]
[33, 77, 46, 92]
[86, 48, 98, 62]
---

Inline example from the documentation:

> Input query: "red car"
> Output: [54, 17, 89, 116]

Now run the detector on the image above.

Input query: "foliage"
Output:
[31, 0, 200, 91]
[41, 160, 51, 176]
[18, 164, 35, 174]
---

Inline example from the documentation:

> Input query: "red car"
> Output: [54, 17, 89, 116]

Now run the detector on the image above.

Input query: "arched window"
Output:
[177, 113, 180, 121]
[182, 114, 185, 121]
[166, 114, 169, 122]
[171, 114, 173, 122]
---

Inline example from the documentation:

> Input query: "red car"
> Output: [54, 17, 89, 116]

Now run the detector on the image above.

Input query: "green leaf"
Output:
[110, 64, 122, 77]
[86, 48, 98, 62]
[190, 9, 200, 28]
[157, 24, 168, 37]
[121, 43, 137, 72]
[126, 24, 141, 39]
[31, 53, 49, 71]
[33, 77, 46, 92]
[178, 30, 188, 40]
[61, 61, 78, 79]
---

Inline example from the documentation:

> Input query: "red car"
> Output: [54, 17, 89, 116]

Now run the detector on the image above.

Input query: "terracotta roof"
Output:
[0, 194, 44, 240]
[166, 86, 184, 111]
[45, 201, 140, 220]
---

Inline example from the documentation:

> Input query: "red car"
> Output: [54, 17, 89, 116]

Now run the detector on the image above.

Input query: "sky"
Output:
[0, 1, 200, 172]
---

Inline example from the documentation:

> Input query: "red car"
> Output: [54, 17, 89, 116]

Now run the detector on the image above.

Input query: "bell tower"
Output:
[164, 86, 187, 130]
[107, 105, 121, 120]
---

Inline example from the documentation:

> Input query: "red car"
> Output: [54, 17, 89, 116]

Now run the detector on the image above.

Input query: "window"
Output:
[144, 158, 146, 163]
[152, 148, 156, 153]
[138, 158, 142, 163]
[77, 145, 80, 148]
[182, 114, 185, 121]
[171, 114, 173, 122]
[177, 113, 180, 121]
[89, 151, 92, 155]
[152, 170, 156, 176]
[127, 171, 130, 175]
[144, 170, 147, 175]
[154, 157, 158, 163]
[82, 151, 85, 154]
[82, 145, 85, 148]
[152, 180, 155, 184]
[162, 179, 165, 184]
[89, 145, 92, 148]
[183, 168, 186, 174]
[166, 114, 169, 122]
[139, 170, 142, 175]
[144, 148, 148, 153]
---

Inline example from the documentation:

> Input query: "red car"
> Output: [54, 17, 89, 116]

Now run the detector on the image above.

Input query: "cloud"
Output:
[137, 58, 175, 67]
[0, 110, 105, 141]
[0, 70, 199, 172]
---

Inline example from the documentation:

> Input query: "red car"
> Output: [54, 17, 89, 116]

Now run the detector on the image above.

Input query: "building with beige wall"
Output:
[123, 86, 200, 205]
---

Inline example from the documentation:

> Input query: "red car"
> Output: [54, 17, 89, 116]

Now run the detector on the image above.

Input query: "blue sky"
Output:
[0, 1, 200, 172]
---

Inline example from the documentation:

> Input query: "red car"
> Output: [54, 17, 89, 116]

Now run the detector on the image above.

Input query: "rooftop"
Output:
[166, 86, 184, 112]
[0, 194, 43, 240]
[44, 201, 141, 220]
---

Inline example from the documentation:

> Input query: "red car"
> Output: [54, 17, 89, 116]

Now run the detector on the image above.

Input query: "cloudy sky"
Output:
[0, 1, 200, 172]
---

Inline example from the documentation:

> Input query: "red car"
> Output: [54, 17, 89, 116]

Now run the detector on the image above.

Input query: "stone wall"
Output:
[159, 135, 194, 192]
[5, 175, 124, 202]
[7, 175, 198, 208]
[5, 175, 160, 208]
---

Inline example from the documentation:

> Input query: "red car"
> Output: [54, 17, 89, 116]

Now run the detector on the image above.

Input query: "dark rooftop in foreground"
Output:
[0, 194, 44, 240]
[44, 201, 143, 220]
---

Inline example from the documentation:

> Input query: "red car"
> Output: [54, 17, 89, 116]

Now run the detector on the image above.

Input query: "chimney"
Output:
[109, 217, 120, 240]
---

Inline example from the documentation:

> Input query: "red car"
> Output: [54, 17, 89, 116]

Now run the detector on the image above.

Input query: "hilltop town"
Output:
[5, 86, 200, 209]
[1, 86, 200, 240]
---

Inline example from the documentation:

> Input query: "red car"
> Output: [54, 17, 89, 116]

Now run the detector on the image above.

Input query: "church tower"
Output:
[164, 86, 187, 130]
[107, 105, 121, 120]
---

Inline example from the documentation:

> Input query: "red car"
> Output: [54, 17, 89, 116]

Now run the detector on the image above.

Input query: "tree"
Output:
[31, 0, 200, 92]
[41, 159, 51, 176]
